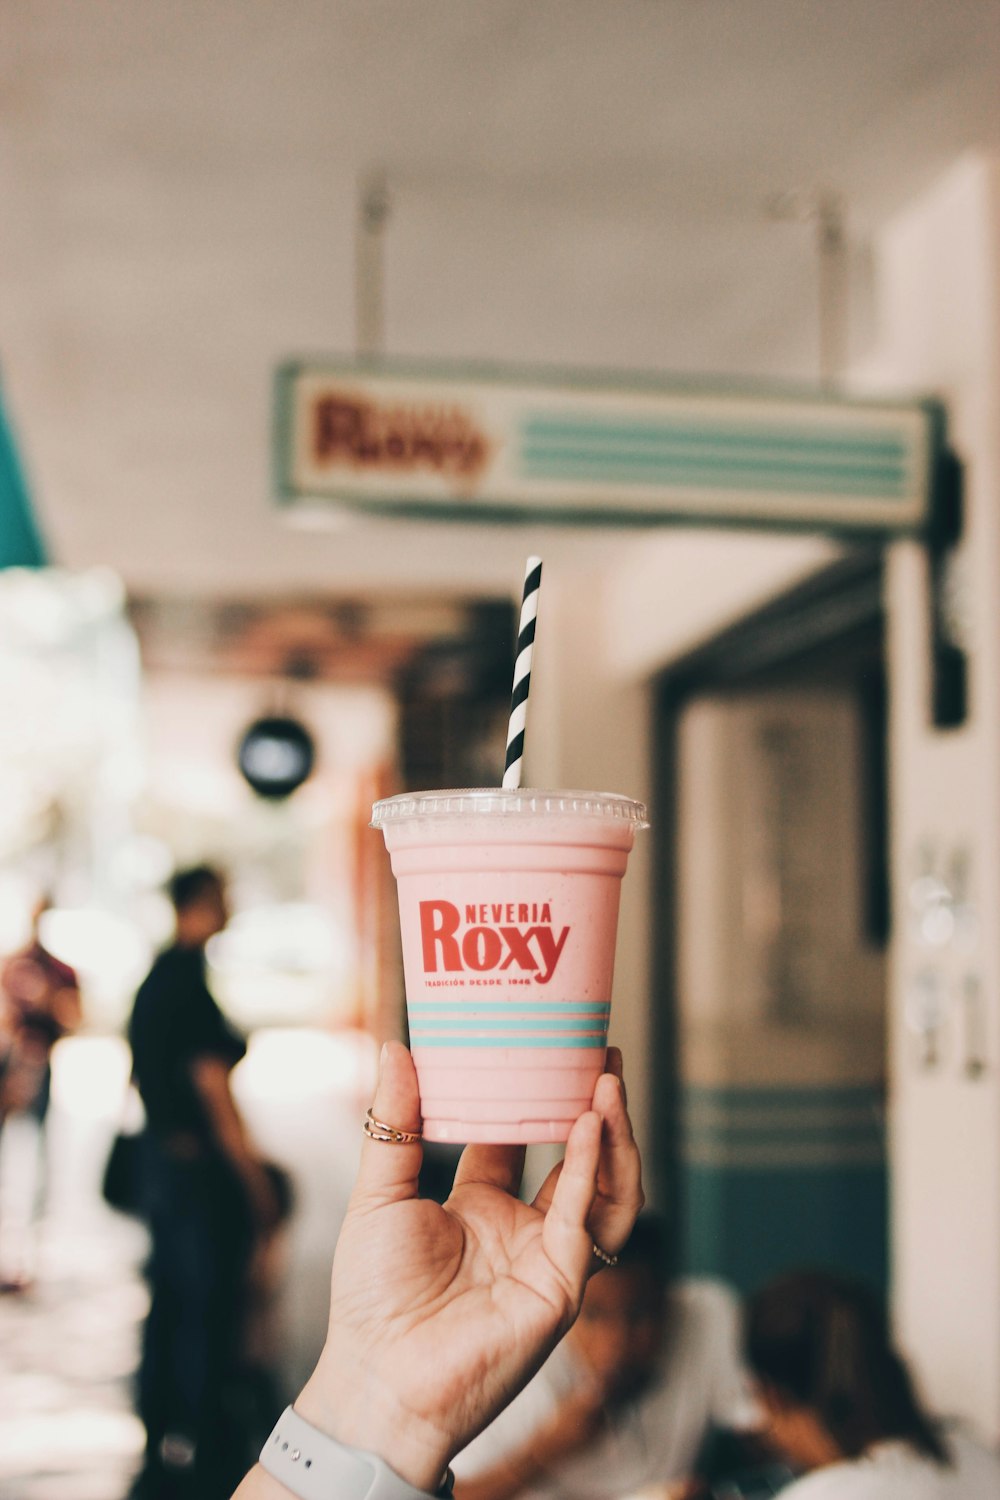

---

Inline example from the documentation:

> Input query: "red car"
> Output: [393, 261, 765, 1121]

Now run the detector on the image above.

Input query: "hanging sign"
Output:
[273, 358, 946, 536]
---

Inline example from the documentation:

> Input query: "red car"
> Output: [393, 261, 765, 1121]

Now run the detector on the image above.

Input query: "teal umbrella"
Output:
[0, 382, 48, 567]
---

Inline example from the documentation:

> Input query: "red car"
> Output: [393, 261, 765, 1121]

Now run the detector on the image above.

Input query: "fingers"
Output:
[351, 1040, 424, 1211]
[452, 1142, 526, 1195]
[541, 1108, 602, 1298]
[531, 1061, 643, 1258]
[589, 1070, 644, 1254]
[529, 1156, 564, 1217]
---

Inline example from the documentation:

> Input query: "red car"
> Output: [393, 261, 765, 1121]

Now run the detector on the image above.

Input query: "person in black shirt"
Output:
[128, 865, 278, 1500]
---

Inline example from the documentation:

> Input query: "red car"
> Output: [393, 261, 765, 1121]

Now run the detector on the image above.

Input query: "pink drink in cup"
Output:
[370, 788, 648, 1144]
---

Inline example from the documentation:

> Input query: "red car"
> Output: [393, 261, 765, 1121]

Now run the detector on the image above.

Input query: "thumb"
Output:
[351, 1039, 424, 1210]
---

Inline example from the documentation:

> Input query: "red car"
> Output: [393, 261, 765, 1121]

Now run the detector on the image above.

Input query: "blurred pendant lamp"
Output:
[236, 652, 317, 802]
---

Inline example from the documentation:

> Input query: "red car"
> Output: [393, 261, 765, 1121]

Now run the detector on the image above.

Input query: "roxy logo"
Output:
[312, 392, 491, 485]
[419, 900, 570, 985]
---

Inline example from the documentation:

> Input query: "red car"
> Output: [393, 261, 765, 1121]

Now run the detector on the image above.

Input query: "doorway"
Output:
[651, 550, 888, 1294]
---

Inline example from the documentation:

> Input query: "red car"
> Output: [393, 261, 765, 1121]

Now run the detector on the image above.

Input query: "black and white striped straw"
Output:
[503, 555, 542, 789]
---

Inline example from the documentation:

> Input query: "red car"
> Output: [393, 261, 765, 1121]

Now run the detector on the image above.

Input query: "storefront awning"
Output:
[1, 382, 47, 568]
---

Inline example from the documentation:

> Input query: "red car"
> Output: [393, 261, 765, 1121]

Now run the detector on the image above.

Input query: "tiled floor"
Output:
[0, 1030, 375, 1500]
[0, 1212, 148, 1500]
[0, 1099, 149, 1500]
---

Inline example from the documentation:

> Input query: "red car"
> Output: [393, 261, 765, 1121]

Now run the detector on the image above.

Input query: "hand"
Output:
[295, 1041, 643, 1492]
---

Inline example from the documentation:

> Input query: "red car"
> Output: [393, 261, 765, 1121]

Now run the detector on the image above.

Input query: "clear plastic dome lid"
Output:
[370, 787, 649, 829]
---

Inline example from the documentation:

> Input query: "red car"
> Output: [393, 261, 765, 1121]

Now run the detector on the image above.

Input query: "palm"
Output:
[331, 1179, 579, 1450]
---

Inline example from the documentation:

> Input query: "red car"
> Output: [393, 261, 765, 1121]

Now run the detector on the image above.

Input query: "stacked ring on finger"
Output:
[363, 1108, 422, 1145]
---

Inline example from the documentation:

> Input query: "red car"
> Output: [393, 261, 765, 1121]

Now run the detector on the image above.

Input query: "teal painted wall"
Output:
[1, 387, 47, 567]
[679, 1083, 887, 1295]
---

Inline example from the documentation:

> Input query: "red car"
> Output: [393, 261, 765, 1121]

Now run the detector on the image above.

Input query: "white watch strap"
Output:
[260, 1405, 439, 1500]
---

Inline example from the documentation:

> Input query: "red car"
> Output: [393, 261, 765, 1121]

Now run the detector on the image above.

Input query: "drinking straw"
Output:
[502, 555, 542, 789]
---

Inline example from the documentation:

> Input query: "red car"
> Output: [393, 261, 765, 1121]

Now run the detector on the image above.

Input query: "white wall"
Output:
[861, 156, 1000, 1441]
[605, 529, 842, 680]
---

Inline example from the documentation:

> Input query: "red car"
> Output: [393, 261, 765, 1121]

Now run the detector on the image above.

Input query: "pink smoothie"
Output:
[371, 789, 648, 1143]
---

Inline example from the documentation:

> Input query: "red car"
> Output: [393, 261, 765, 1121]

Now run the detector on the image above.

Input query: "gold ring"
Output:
[591, 1241, 619, 1268]
[364, 1108, 422, 1145]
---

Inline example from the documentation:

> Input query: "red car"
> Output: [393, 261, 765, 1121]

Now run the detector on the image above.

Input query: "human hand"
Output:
[295, 1040, 643, 1492]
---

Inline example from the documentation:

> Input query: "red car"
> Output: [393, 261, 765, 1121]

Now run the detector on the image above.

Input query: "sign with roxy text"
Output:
[273, 358, 947, 536]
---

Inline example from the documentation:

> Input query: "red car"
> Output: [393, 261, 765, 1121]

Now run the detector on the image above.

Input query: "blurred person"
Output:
[0, 891, 81, 1290]
[127, 865, 280, 1500]
[451, 1213, 757, 1500]
[231, 1038, 643, 1500]
[744, 1269, 1000, 1498]
[233, 1159, 297, 1459]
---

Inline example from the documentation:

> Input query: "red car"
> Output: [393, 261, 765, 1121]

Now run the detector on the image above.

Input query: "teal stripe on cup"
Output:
[409, 1034, 607, 1049]
[408, 998, 611, 1047]
[412, 1016, 605, 1033]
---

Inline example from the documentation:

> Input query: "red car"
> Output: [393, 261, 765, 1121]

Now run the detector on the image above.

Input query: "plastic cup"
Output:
[370, 788, 648, 1144]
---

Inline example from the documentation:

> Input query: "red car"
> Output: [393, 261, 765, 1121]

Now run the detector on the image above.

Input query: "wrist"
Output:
[259, 1405, 455, 1500]
[295, 1371, 452, 1494]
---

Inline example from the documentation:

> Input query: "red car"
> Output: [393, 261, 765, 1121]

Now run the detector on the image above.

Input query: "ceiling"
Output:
[1, 0, 998, 600]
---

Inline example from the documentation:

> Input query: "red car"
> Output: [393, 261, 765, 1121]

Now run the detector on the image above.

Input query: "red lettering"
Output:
[534, 925, 570, 984]
[498, 927, 538, 973]
[420, 900, 462, 972]
[315, 397, 364, 462]
[310, 389, 490, 484]
[462, 927, 503, 971]
[459, 434, 487, 475]
[420, 903, 569, 983]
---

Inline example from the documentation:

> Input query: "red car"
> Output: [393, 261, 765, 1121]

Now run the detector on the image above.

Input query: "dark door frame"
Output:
[647, 546, 888, 1231]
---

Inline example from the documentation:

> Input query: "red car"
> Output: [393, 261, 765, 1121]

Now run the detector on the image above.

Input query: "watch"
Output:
[259, 1405, 454, 1500]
